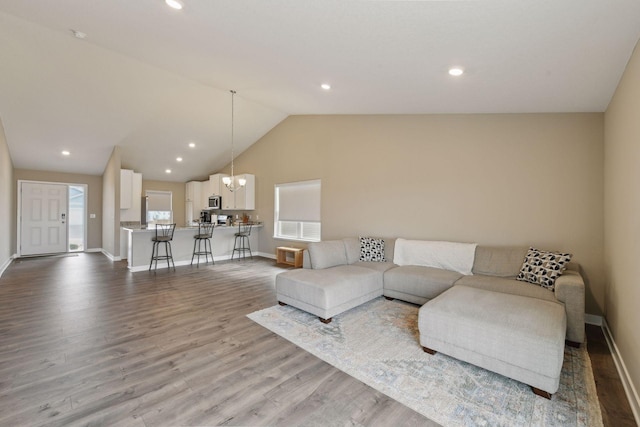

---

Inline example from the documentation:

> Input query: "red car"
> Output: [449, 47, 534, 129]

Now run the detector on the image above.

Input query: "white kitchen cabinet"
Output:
[220, 173, 255, 210]
[209, 174, 228, 196]
[186, 181, 202, 204]
[120, 169, 133, 209]
[221, 177, 234, 210]
[120, 170, 142, 221]
[234, 174, 255, 210]
[185, 181, 202, 223]
[200, 179, 213, 210]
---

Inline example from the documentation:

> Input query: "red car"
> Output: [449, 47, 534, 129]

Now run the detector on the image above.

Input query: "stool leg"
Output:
[191, 238, 197, 265]
[149, 241, 156, 271]
[232, 235, 238, 260]
[246, 236, 252, 259]
[168, 242, 175, 270]
[164, 241, 170, 270]
[195, 238, 201, 267]
[208, 238, 214, 264]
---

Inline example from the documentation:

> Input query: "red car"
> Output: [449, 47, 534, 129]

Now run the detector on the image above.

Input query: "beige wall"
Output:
[0, 117, 14, 270]
[232, 113, 605, 315]
[604, 41, 640, 406]
[13, 169, 103, 251]
[102, 146, 121, 258]
[142, 180, 186, 227]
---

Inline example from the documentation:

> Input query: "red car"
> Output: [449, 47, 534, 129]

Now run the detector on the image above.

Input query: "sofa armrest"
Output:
[554, 270, 585, 344]
[303, 249, 311, 269]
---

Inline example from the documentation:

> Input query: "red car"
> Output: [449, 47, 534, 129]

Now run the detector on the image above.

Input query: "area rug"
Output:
[248, 297, 603, 427]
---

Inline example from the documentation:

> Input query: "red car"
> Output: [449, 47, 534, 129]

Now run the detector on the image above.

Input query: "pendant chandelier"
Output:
[222, 90, 246, 192]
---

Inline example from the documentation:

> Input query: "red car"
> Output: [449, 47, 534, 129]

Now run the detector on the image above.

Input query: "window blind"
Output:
[146, 190, 172, 211]
[277, 180, 321, 222]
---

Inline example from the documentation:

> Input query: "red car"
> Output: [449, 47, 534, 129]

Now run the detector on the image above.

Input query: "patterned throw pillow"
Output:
[516, 247, 572, 291]
[359, 237, 386, 262]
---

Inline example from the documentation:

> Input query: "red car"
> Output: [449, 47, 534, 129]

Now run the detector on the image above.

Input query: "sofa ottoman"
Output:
[418, 285, 567, 398]
[276, 265, 383, 323]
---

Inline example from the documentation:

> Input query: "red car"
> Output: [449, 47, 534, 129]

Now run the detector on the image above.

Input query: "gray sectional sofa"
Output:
[275, 236, 585, 397]
[276, 237, 585, 344]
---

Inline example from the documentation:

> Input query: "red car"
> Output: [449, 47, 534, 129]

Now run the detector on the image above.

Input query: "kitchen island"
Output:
[122, 224, 261, 272]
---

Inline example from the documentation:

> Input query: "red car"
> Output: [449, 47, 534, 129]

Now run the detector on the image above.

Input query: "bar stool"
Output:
[149, 223, 176, 271]
[232, 223, 253, 260]
[191, 222, 215, 267]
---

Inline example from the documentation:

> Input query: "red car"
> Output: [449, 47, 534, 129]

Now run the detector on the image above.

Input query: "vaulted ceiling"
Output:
[1, 0, 639, 182]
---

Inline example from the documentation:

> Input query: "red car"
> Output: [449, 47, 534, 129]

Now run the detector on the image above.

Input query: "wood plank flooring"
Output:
[0, 253, 635, 426]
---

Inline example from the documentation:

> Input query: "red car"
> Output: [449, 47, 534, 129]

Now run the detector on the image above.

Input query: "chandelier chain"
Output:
[230, 89, 235, 181]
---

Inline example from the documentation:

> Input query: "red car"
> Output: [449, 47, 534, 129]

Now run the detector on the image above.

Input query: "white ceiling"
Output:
[1, 0, 639, 182]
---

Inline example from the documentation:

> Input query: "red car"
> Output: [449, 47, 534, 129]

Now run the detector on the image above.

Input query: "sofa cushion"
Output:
[393, 239, 477, 275]
[352, 260, 396, 273]
[472, 246, 528, 278]
[455, 274, 557, 302]
[384, 265, 462, 300]
[359, 237, 386, 262]
[276, 265, 383, 309]
[516, 247, 572, 291]
[343, 237, 361, 264]
[308, 240, 347, 269]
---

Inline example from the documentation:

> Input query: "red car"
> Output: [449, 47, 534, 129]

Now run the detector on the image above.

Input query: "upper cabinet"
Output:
[209, 174, 227, 197]
[120, 169, 133, 209]
[120, 169, 142, 221]
[221, 173, 255, 210]
[188, 173, 254, 211]
[200, 178, 213, 210]
[185, 181, 203, 223]
[185, 181, 202, 203]
[234, 174, 255, 210]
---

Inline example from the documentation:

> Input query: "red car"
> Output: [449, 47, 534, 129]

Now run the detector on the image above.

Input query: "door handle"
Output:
[61, 213, 66, 224]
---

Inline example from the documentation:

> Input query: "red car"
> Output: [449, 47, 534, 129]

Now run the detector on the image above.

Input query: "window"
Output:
[274, 180, 321, 242]
[68, 185, 86, 252]
[146, 190, 173, 225]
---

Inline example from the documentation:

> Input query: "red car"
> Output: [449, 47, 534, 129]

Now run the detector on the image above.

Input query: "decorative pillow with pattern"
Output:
[359, 237, 386, 262]
[516, 247, 572, 291]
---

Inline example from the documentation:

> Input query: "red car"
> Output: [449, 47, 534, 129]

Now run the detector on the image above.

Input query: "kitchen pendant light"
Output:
[222, 90, 246, 192]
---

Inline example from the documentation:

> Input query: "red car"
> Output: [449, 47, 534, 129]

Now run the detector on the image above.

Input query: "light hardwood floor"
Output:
[0, 253, 635, 426]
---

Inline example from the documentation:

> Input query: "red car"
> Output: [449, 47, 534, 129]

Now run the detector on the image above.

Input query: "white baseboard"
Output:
[85, 248, 102, 253]
[101, 250, 121, 262]
[256, 251, 277, 260]
[602, 319, 640, 425]
[0, 255, 14, 278]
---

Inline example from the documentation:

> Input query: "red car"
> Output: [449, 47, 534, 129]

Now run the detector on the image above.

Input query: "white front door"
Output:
[20, 182, 68, 256]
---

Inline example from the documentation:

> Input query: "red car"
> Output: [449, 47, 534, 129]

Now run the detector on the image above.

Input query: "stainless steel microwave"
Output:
[208, 195, 221, 209]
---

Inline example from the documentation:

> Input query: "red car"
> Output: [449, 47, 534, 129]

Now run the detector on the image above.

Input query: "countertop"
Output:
[122, 223, 262, 233]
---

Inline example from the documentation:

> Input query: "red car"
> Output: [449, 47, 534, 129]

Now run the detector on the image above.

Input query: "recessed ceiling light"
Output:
[448, 67, 464, 77]
[61, 150, 70, 156]
[176, 157, 183, 162]
[165, 169, 172, 174]
[321, 83, 331, 91]
[188, 142, 196, 148]
[165, 0, 184, 10]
